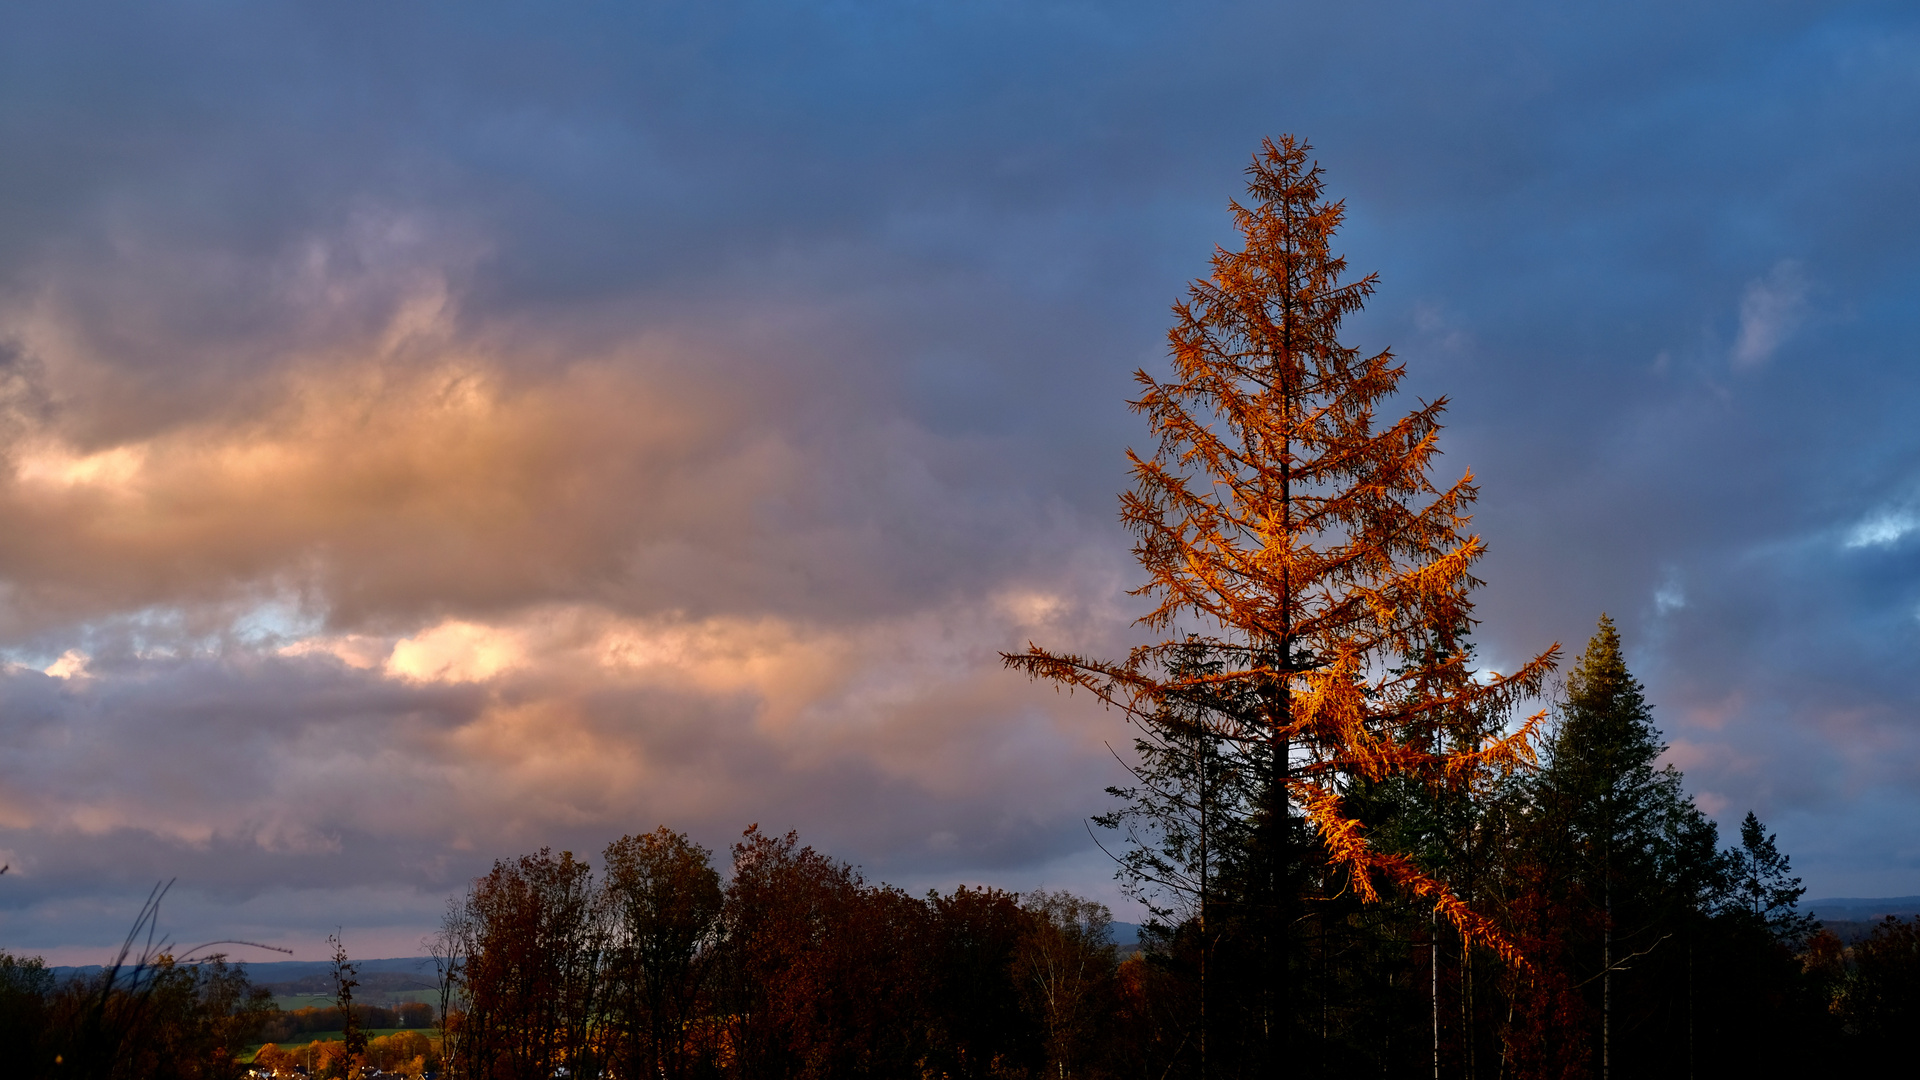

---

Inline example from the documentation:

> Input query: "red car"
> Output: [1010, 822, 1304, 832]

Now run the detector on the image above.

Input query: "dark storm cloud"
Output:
[2, 0, 1918, 955]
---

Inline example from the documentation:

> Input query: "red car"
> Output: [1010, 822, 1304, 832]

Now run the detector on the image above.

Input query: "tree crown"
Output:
[1010, 136, 1558, 962]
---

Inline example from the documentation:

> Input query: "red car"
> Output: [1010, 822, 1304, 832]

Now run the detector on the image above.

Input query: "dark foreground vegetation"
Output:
[5, 805, 1920, 1079]
[411, 794, 1920, 1080]
[0, 886, 276, 1080]
[6, 136, 1920, 1079]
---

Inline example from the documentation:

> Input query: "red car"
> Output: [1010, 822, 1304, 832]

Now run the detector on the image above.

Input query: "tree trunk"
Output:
[1432, 906, 1441, 1080]
[1271, 733, 1291, 1080]
[1602, 885, 1611, 1080]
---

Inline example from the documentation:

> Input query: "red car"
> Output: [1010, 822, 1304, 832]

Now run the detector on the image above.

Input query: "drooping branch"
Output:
[1005, 134, 1560, 960]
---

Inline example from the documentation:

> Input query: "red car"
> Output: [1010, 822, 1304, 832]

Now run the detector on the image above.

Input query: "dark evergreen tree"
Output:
[1093, 642, 1260, 1077]
[1518, 615, 1720, 1079]
[1725, 810, 1816, 944]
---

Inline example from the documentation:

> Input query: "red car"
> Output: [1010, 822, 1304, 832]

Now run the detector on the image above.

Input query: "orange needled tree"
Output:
[1006, 135, 1559, 1064]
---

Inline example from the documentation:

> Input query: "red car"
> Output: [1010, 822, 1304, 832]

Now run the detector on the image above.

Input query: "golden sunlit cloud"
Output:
[0, 296, 800, 637]
[0, 237, 1136, 955]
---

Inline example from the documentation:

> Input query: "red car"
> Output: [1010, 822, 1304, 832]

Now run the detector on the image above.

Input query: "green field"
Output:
[270, 989, 440, 1011]
[243, 1029, 429, 1064]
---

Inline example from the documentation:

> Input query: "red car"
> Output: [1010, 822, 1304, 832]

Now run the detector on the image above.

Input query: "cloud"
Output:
[0, 204, 1149, 954]
[1731, 260, 1808, 369]
[0, 580, 1135, 958]
[1846, 507, 1919, 550]
[1653, 567, 1686, 616]
[40, 649, 86, 679]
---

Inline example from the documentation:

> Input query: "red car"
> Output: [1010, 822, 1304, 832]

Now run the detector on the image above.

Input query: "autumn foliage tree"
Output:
[448, 848, 604, 1080]
[601, 827, 725, 1080]
[1007, 135, 1558, 1060]
[718, 826, 931, 1080]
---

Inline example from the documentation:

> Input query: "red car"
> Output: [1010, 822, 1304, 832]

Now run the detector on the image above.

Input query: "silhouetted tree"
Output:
[37, 954, 274, 1080]
[1726, 810, 1815, 944]
[425, 896, 467, 1067]
[0, 951, 53, 1068]
[1093, 642, 1257, 1077]
[922, 886, 1042, 1080]
[1511, 616, 1728, 1078]
[329, 930, 368, 1072]
[450, 848, 605, 1080]
[717, 826, 932, 1079]
[601, 826, 725, 1080]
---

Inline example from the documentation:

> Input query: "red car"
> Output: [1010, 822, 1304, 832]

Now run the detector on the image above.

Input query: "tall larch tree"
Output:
[1007, 135, 1558, 1071]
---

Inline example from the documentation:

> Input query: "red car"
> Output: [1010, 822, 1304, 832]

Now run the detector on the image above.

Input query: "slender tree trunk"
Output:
[1320, 911, 1328, 1078]
[1271, 732, 1291, 1080]
[1602, 739, 1615, 1080]
[1198, 722, 1209, 1080]
[1462, 824, 1474, 1080]
[1461, 940, 1472, 1080]
[1273, 249, 1295, 1080]
[1499, 994, 1514, 1080]
[1602, 881, 1611, 1080]
[1432, 906, 1441, 1080]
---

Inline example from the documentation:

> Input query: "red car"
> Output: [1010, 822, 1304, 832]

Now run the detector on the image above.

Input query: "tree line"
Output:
[397, 618, 1917, 1080]
[1070, 614, 1907, 1077]
[424, 825, 1127, 1080]
[3, 795, 1919, 1080]
[258, 1001, 434, 1042]
[252, 1030, 440, 1080]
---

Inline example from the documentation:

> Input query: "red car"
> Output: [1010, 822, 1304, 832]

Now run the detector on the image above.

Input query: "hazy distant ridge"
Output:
[51, 955, 440, 988]
[1802, 896, 1920, 922]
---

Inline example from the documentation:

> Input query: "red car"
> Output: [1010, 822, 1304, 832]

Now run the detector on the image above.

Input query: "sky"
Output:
[2, 0, 1919, 964]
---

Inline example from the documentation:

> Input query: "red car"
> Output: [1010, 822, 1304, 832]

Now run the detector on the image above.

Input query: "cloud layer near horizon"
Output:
[3, 0, 1920, 961]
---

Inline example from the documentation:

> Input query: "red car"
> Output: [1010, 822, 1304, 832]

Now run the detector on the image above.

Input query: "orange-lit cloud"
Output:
[0, 216, 1145, 959]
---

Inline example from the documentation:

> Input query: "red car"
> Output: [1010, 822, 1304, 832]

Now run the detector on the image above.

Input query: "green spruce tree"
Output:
[1524, 615, 1720, 1080]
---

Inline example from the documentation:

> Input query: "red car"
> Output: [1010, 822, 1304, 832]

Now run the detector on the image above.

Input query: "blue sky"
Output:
[2, 0, 1918, 962]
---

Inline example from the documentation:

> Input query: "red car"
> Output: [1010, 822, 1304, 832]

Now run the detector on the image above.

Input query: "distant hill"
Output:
[72, 903, 1910, 976]
[1802, 897, 1920, 943]
[45, 904, 1910, 983]
[1802, 896, 1920, 923]
[52, 955, 442, 997]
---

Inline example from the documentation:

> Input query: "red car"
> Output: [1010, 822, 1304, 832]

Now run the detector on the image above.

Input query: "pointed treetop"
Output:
[1008, 135, 1561, 968]
[1567, 613, 1635, 706]
[1733, 810, 1815, 942]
